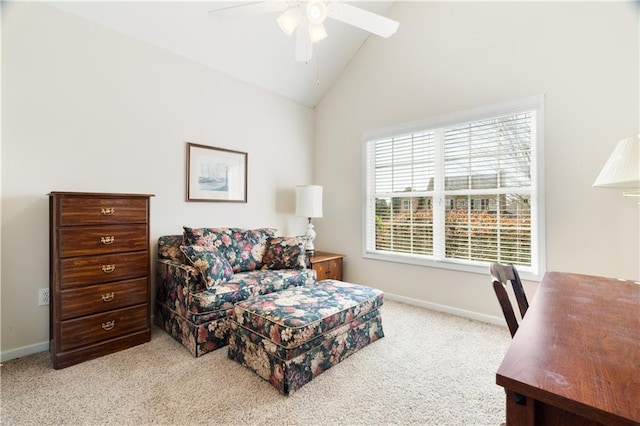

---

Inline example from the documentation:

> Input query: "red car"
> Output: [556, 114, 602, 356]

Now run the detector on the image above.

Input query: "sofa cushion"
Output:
[180, 245, 234, 289]
[188, 269, 317, 317]
[183, 227, 276, 273]
[233, 280, 385, 350]
[262, 236, 308, 270]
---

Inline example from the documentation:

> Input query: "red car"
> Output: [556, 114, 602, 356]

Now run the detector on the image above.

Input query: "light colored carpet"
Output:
[1, 301, 511, 425]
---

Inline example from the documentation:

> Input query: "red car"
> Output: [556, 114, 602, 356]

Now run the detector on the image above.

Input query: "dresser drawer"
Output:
[60, 278, 148, 320]
[60, 252, 148, 288]
[58, 196, 148, 226]
[59, 224, 148, 257]
[60, 305, 148, 352]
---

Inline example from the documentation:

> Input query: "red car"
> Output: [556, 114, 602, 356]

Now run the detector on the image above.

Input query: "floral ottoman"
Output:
[227, 279, 385, 395]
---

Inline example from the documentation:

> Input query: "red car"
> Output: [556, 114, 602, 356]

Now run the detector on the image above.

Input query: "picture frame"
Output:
[186, 142, 248, 202]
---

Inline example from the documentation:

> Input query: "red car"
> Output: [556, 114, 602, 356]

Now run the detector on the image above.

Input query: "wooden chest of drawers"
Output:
[49, 192, 153, 369]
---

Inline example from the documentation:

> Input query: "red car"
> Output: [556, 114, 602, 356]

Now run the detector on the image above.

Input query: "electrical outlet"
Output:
[38, 288, 50, 306]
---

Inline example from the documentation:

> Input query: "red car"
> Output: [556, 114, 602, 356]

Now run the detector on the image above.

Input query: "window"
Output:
[363, 96, 544, 278]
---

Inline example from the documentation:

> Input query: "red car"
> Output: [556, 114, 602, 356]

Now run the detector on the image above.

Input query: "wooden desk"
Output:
[496, 272, 640, 426]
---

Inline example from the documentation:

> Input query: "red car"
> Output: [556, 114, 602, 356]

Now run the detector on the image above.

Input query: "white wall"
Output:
[1, 2, 315, 358]
[315, 1, 639, 319]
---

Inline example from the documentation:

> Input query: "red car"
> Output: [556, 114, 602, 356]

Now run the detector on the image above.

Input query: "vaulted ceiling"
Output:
[50, 1, 397, 107]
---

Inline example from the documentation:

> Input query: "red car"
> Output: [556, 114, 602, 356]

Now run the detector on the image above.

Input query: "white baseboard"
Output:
[384, 292, 507, 327]
[1, 341, 49, 363]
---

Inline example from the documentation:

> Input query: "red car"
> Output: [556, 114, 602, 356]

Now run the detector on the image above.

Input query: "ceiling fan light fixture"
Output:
[309, 23, 327, 43]
[208, 0, 400, 62]
[277, 7, 301, 36]
[306, 0, 328, 25]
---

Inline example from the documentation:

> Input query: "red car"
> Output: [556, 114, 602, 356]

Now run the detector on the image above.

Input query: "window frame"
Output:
[362, 95, 545, 280]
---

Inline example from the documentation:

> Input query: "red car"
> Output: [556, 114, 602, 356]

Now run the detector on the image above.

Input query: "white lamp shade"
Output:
[593, 135, 640, 188]
[306, 0, 328, 25]
[277, 7, 300, 36]
[296, 185, 323, 218]
[309, 23, 328, 43]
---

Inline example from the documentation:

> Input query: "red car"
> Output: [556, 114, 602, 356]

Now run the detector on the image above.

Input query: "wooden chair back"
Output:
[490, 263, 529, 338]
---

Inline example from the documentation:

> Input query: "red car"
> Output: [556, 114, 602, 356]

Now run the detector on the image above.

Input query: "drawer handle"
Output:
[101, 320, 115, 331]
[100, 236, 115, 245]
[101, 292, 115, 302]
[101, 208, 115, 215]
[101, 264, 116, 273]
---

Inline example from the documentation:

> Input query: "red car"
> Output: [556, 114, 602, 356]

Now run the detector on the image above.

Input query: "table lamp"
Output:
[593, 135, 640, 197]
[296, 185, 323, 255]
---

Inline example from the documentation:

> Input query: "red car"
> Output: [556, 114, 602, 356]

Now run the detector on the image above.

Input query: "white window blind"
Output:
[371, 132, 435, 255]
[364, 97, 544, 277]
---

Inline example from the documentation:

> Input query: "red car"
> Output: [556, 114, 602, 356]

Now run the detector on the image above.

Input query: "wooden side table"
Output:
[308, 251, 345, 281]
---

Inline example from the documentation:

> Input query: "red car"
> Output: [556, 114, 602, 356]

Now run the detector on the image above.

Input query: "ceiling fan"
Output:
[207, 1, 399, 62]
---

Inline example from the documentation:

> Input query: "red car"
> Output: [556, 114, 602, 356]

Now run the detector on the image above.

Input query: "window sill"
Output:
[362, 250, 542, 282]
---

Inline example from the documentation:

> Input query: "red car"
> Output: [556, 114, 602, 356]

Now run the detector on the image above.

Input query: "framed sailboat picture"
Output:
[186, 142, 247, 202]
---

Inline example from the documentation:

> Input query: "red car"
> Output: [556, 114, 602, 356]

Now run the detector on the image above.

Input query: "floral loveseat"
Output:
[155, 227, 316, 357]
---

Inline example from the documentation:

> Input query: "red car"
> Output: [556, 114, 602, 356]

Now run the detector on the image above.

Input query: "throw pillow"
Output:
[182, 227, 276, 272]
[179, 245, 234, 289]
[262, 236, 308, 270]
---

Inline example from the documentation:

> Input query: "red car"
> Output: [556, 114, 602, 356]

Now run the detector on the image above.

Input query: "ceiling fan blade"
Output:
[327, 2, 399, 38]
[207, 1, 290, 22]
[295, 20, 313, 62]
